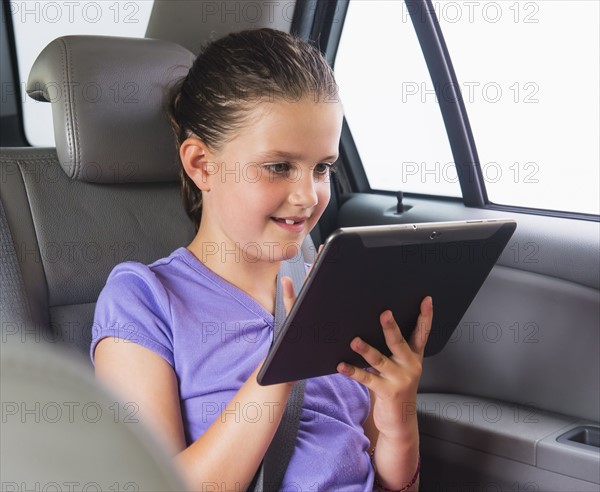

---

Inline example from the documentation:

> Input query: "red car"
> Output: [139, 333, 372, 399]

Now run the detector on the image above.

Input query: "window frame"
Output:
[315, 0, 599, 222]
[0, 1, 28, 147]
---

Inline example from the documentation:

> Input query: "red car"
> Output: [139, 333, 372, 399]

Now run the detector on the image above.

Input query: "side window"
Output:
[336, 0, 599, 216]
[10, 0, 154, 147]
[334, 0, 462, 198]
[439, 0, 599, 215]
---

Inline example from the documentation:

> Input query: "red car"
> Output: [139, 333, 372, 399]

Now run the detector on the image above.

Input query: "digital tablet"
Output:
[257, 219, 517, 385]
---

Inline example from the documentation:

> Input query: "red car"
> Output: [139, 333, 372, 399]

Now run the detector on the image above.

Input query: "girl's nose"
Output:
[288, 169, 319, 208]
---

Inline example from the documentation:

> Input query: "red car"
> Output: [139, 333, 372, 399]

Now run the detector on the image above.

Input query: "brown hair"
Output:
[168, 28, 338, 231]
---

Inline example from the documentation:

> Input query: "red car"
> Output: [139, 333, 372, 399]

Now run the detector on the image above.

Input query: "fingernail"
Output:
[353, 338, 365, 350]
[337, 362, 349, 373]
[383, 311, 393, 324]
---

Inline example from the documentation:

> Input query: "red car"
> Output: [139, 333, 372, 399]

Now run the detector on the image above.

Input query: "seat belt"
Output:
[251, 253, 307, 491]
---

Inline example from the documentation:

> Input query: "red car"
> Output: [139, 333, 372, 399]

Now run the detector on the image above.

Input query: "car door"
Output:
[317, 0, 599, 489]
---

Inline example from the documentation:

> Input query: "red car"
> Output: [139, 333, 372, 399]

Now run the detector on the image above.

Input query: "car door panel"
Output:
[421, 433, 599, 491]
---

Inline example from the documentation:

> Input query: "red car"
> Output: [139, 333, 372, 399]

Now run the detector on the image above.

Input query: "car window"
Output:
[334, 0, 462, 198]
[439, 0, 599, 215]
[11, 0, 154, 147]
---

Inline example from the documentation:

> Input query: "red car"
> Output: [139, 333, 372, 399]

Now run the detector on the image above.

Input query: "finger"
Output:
[280, 276, 296, 316]
[348, 336, 392, 375]
[336, 361, 384, 392]
[410, 296, 433, 356]
[379, 310, 413, 359]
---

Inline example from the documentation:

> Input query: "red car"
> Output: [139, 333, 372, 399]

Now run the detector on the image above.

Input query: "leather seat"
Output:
[0, 35, 317, 359]
[0, 35, 197, 357]
[1, 341, 187, 490]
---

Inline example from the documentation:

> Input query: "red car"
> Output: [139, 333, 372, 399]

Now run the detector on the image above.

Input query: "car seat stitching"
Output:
[65, 39, 81, 180]
[58, 38, 75, 180]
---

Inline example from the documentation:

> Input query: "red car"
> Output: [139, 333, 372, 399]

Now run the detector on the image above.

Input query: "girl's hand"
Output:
[337, 296, 433, 441]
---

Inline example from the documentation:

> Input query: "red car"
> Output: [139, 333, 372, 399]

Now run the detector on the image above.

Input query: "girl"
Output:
[92, 28, 432, 491]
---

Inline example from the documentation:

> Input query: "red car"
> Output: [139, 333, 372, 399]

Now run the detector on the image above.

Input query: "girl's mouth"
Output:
[271, 216, 308, 232]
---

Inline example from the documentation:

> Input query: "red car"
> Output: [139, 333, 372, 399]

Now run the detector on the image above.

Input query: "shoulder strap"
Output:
[251, 253, 307, 491]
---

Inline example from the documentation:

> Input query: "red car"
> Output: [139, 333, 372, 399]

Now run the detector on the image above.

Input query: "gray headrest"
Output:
[27, 35, 195, 183]
[1, 342, 187, 490]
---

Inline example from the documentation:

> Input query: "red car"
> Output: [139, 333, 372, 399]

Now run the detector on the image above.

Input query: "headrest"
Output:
[2, 342, 186, 489]
[27, 35, 195, 183]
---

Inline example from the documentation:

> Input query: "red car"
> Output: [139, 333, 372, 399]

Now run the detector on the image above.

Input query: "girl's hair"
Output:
[168, 28, 338, 231]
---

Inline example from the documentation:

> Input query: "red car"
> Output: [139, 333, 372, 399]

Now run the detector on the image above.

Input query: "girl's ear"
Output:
[179, 137, 215, 192]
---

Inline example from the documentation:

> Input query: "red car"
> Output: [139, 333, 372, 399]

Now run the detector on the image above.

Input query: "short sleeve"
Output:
[90, 262, 174, 367]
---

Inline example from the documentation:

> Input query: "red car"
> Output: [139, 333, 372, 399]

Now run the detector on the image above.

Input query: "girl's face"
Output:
[193, 98, 344, 262]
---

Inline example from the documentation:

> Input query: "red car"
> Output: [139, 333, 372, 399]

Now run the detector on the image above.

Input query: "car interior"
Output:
[1, 0, 598, 490]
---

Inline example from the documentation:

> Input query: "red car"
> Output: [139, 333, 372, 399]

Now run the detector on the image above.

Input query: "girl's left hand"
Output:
[337, 296, 433, 440]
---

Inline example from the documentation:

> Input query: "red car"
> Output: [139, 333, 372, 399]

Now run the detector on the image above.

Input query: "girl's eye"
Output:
[265, 162, 292, 176]
[314, 162, 336, 176]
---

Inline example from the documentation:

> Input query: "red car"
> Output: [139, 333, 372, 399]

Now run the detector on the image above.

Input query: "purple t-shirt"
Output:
[91, 247, 374, 490]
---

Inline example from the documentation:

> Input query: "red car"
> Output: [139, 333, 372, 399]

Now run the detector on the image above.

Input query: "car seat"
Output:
[0, 35, 316, 358]
[1, 340, 188, 490]
[0, 36, 197, 356]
